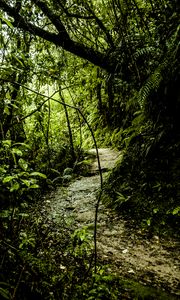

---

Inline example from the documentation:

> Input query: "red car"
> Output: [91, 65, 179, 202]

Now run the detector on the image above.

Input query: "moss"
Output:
[118, 277, 179, 300]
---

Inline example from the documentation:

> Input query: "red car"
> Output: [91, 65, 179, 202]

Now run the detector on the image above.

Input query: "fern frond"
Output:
[138, 25, 179, 106]
[134, 46, 155, 60]
[139, 70, 162, 105]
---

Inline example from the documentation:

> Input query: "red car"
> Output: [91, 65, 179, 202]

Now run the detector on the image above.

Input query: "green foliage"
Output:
[86, 269, 119, 300]
[103, 116, 180, 235]
[70, 227, 93, 258]
[0, 0, 179, 298]
[0, 140, 46, 203]
[0, 282, 11, 300]
[138, 24, 179, 106]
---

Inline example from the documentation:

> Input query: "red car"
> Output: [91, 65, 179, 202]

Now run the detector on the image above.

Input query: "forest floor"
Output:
[39, 148, 180, 298]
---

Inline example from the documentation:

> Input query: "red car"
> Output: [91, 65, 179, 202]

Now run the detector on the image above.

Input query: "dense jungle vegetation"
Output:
[0, 0, 179, 299]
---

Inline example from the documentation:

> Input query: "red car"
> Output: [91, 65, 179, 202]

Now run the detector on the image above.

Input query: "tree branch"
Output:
[0, 0, 114, 72]
[85, 4, 114, 48]
[31, 0, 69, 38]
[60, 2, 114, 47]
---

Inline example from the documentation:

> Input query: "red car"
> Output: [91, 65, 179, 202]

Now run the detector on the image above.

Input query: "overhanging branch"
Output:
[0, 0, 114, 72]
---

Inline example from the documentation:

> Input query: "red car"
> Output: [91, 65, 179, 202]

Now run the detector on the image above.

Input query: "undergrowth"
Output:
[102, 111, 180, 236]
[102, 42, 180, 236]
[1, 207, 178, 300]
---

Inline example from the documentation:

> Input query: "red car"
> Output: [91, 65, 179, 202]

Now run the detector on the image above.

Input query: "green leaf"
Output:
[0, 15, 14, 28]
[116, 192, 128, 203]
[20, 202, 28, 208]
[4, 106, 10, 115]
[12, 148, 23, 156]
[3, 175, 15, 183]
[0, 167, 6, 174]
[2, 140, 11, 148]
[0, 282, 11, 300]
[172, 207, 180, 215]
[10, 182, 20, 192]
[5, 92, 11, 100]
[0, 287, 10, 299]
[13, 142, 31, 149]
[30, 172, 47, 179]
[29, 184, 39, 189]
[0, 210, 11, 218]
[146, 218, 151, 226]
[18, 158, 28, 171]
[18, 213, 29, 218]
[10, 103, 19, 109]
[12, 54, 24, 66]
[21, 179, 31, 187]
[18, 171, 27, 177]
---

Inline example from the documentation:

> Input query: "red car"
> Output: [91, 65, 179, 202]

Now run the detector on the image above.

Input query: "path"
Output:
[41, 148, 180, 297]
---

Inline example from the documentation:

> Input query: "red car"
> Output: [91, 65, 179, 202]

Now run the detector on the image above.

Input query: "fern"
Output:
[133, 46, 155, 60]
[138, 25, 179, 106]
[138, 70, 162, 105]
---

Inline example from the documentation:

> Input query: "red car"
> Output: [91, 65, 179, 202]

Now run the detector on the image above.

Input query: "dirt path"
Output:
[42, 148, 180, 297]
